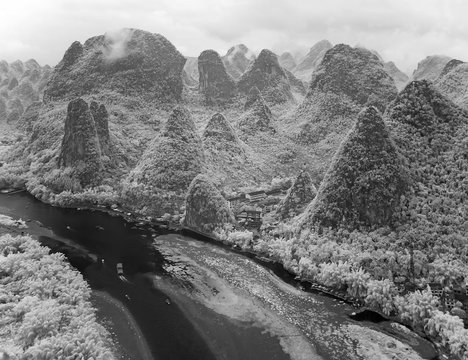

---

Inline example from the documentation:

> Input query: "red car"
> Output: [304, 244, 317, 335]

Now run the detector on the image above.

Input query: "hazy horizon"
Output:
[1, 0, 468, 74]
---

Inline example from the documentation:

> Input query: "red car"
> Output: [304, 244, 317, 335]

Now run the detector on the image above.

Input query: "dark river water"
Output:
[0, 192, 438, 360]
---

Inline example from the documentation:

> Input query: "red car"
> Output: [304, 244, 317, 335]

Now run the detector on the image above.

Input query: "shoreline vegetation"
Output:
[0, 220, 116, 359]
[0, 212, 153, 360]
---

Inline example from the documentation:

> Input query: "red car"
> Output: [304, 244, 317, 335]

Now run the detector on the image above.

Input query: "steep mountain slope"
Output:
[202, 112, 246, 184]
[412, 55, 451, 82]
[183, 174, 236, 234]
[238, 49, 293, 104]
[128, 107, 204, 191]
[0, 59, 51, 122]
[239, 87, 274, 132]
[434, 61, 468, 110]
[16, 101, 42, 133]
[384, 61, 409, 91]
[293, 40, 332, 81]
[295, 44, 397, 151]
[124, 107, 205, 215]
[58, 98, 103, 186]
[439, 59, 464, 78]
[222, 44, 255, 80]
[284, 70, 306, 95]
[385, 80, 468, 240]
[44, 29, 186, 102]
[275, 170, 317, 220]
[300, 107, 409, 229]
[183, 56, 199, 82]
[198, 50, 236, 105]
[203, 113, 243, 154]
[278, 52, 297, 71]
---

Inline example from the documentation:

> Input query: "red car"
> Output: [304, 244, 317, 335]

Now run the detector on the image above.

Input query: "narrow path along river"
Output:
[0, 192, 438, 360]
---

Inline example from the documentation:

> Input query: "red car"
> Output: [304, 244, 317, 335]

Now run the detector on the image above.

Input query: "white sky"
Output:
[1, 0, 467, 74]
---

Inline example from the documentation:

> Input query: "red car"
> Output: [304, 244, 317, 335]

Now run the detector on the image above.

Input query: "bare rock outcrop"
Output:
[198, 50, 236, 105]
[90, 101, 110, 154]
[222, 44, 255, 79]
[58, 98, 103, 185]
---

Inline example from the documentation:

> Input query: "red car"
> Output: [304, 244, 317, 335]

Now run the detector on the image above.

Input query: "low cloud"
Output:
[102, 28, 134, 62]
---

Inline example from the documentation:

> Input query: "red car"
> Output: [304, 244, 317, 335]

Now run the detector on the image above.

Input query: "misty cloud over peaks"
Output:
[102, 28, 135, 62]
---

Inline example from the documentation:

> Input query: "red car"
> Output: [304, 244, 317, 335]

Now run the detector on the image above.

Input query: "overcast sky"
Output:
[1, 0, 467, 74]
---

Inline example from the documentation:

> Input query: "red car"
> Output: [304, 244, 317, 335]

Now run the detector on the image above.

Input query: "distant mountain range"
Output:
[0, 28, 465, 229]
[0, 59, 51, 124]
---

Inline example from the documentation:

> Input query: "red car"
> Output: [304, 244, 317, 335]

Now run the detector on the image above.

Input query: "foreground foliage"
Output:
[0, 234, 115, 359]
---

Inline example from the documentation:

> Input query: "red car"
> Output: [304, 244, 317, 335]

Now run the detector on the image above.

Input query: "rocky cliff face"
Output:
[238, 49, 293, 104]
[439, 59, 464, 78]
[129, 107, 204, 192]
[44, 29, 186, 102]
[58, 98, 103, 185]
[183, 57, 199, 80]
[278, 52, 297, 71]
[198, 50, 237, 105]
[301, 107, 409, 229]
[89, 101, 110, 155]
[296, 44, 397, 146]
[222, 44, 255, 80]
[240, 87, 274, 132]
[412, 55, 451, 82]
[276, 171, 317, 220]
[293, 40, 332, 81]
[434, 61, 468, 110]
[183, 174, 236, 234]
[183, 69, 198, 87]
[384, 61, 409, 91]
[284, 69, 306, 95]
[0, 59, 50, 122]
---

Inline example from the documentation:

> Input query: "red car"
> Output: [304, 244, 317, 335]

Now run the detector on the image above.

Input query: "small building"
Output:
[265, 188, 283, 197]
[430, 284, 444, 298]
[247, 190, 267, 203]
[263, 204, 277, 213]
[445, 297, 459, 311]
[237, 205, 262, 228]
[227, 193, 248, 209]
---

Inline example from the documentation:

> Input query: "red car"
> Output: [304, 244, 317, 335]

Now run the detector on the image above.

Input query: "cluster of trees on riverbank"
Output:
[0, 234, 115, 359]
[239, 226, 468, 359]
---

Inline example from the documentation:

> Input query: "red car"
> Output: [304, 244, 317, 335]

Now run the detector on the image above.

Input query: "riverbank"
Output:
[0, 218, 152, 360]
[91, 290, 153, 360]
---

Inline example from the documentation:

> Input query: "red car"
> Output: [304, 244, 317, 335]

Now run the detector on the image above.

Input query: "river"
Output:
[0, 192, 438, 360]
